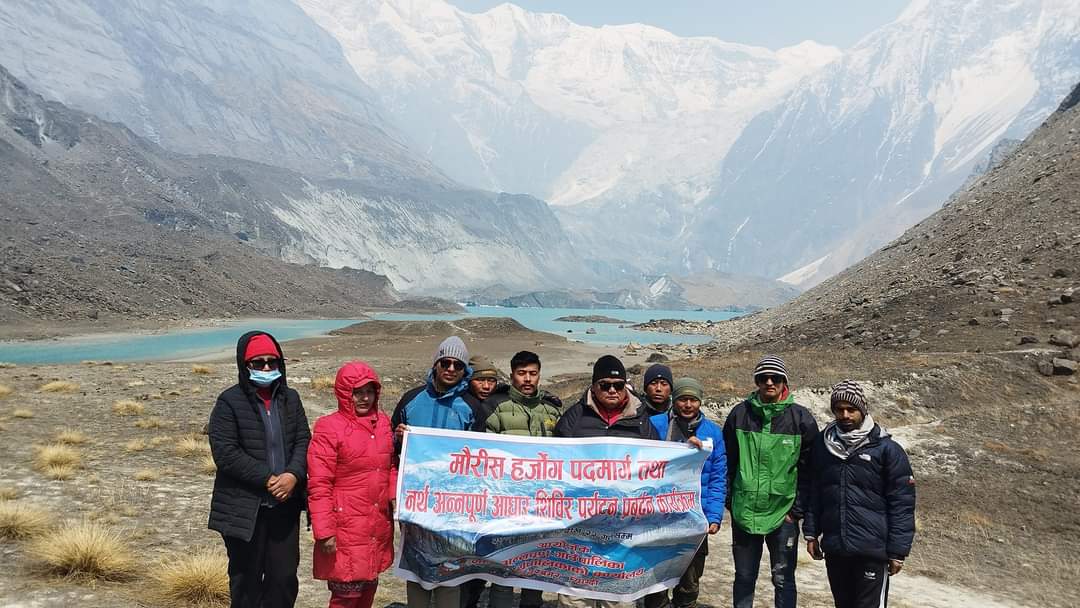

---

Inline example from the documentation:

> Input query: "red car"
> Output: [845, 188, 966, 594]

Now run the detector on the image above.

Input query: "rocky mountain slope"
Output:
[696, 0, 1080, 286]
[707, 80, 1080, 372]
[460, 271, 799, 311]
[0, 0, 442, 184]
[0, 59, 581, 296]
[0, 67, 406, 330]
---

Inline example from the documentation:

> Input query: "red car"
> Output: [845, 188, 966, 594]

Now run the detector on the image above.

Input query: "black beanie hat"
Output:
[643, 363, 673, 387]
[592, 355, 626, 384]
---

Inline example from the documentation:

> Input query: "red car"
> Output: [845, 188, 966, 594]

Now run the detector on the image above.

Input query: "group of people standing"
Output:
[207, 331, 916, 608]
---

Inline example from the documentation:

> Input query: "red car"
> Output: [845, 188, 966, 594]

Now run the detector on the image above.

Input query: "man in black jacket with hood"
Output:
[803, 380, 916, 608]
[208, 331, 311, 608]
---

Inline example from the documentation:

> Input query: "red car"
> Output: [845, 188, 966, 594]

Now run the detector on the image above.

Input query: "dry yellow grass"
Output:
[39, 381, 79, 393]
[34, 444, 80, 470]
[112, 400, 145, 416]
[312, 375, 336, 391]
[200, 454, 217, 476]
[133, 469, 161, 482]
[148, 435, 170, 448]
[124, 439, 148, 452]
[42, 464, 75, 481]
[134, 417, 164, 429]
[30, 520, 136, 580]
[191, 365, 213, 375]
[0, 501, 53, 540]
[958, 509, 993, 528]
[153, 547, 229, 606]
[175, 436, 211, 458]
[0, 487, 18, 501]
[0, 384, 13, 398]
[55, 430, 88, 445]
[126, 380, 147, 388]
[12, 408, 34, 419]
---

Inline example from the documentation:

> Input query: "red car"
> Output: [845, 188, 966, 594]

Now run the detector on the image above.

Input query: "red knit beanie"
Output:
[244, 334, 278, 361]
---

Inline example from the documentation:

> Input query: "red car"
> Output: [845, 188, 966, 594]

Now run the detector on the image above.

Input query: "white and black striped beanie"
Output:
[752, 355, 788, 381]
[831, 379, 867, 415]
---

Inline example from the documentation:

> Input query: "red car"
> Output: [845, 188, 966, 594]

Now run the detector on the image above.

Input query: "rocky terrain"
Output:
[704, 82, 1080, 374]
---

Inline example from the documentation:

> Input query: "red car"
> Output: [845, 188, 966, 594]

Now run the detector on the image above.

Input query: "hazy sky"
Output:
[444, 0, 911, 49]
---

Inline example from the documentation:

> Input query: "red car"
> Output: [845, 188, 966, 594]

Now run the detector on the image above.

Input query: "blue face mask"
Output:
[249, 369, 282, 387]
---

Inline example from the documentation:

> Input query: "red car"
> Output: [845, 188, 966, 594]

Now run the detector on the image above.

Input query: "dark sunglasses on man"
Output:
[598, 380, 626, 392]
[755, 374, 785, 385]
[436, 358, 465, 371]
[247, 357, 280, 370]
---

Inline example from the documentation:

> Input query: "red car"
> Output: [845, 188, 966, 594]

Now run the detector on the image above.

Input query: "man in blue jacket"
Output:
[803, 380, 916, 608]
[646, 377, 726, 608]
[391, 335, 476, 608]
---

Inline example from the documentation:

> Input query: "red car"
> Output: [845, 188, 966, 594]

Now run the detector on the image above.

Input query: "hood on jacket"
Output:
[234, 330, 286, 392]
[425, 365, 473, 400]
[748, 386, 794, 421]
[334, 361, 382, 419]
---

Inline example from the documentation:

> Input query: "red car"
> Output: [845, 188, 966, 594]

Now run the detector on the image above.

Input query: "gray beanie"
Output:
[831, 379, 867, 415]
[433, 336, 469, 365]
[753, 355, 789, 381]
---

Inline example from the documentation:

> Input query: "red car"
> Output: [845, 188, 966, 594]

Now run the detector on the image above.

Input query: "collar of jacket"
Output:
[509, 385, 543, 407]
[585, 389, 642, 422]
[747, 387, 793, 421]
[425, 367, 472, 400]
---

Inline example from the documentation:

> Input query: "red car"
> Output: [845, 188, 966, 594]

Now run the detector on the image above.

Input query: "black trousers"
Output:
[222, 503, 301, 608]
[824, 555, 889, 608]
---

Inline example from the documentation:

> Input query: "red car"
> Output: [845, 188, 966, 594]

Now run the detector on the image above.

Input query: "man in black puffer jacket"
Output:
[803, 380, 916, 608]
[208, 331, 311, 608]
[554, 354, 658, 441]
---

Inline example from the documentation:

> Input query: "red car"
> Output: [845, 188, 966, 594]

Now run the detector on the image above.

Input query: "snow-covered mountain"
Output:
[294, 0, 840, 204]
[0, 0, 444, 183]
[666, 0, 1080, 286]
[299, 0, 1080, 288]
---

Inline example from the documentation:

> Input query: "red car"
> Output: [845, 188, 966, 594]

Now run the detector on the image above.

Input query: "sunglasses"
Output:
[247, 358, 280, 370]
[755, 374, 785, 385]
[436, 359, 464, 371]
[598, 380, 626, 392]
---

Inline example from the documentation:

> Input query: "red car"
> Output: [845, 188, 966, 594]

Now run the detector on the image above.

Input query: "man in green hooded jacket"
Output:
[722, 355, 818, 608]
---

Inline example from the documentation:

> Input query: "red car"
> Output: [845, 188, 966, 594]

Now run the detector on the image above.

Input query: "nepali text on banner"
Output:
[393, 427, 709, 601]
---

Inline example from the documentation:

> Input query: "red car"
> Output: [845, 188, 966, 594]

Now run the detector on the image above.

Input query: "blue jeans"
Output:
[731, 519, 798, 608]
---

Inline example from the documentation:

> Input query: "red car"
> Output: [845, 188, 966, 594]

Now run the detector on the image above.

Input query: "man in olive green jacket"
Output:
[480, 350, 561, 608]
[722, 355, 818, 608]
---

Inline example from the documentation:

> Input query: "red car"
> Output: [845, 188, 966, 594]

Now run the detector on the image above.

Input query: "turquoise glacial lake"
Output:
[0, 307, 735, 365]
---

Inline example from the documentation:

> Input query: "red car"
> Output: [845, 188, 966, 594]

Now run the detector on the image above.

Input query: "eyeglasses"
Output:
[755, 374, 785, 385]
[247, 358, 280, 370]
[436, 359, 464, 371]
[598, 380, 626, 392]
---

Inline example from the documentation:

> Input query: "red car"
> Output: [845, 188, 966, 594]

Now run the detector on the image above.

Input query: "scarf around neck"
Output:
[823, 414, 876, 460]
[666, 410, 702, 442]
[509, 385, 542, 407]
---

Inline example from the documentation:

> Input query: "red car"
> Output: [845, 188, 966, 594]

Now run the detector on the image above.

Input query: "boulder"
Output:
[1037, 360, 1055, 376]
[1052, 358, 1078, 375]
[1049, 331, 1080, 348]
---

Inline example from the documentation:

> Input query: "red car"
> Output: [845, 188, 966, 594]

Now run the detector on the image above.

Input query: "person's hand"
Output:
[806, 538, 823, 560]
[888, 559, 904, 575]
[395, 423, 409, 440]
[687, 436, 703, 449]
[784, 512, 796, 524]
[268, 472, 297, 501]
[318, 536, 337, 554]
[708, 523, 720, 534]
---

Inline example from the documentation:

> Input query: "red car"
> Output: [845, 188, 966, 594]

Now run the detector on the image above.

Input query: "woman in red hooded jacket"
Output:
[307, 361, 397, 608]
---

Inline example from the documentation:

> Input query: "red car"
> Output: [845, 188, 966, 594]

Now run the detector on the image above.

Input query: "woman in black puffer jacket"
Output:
[208, 331, 311, 608]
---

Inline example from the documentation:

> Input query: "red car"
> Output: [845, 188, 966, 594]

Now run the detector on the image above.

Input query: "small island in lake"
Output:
[554, 315, 630, 323]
